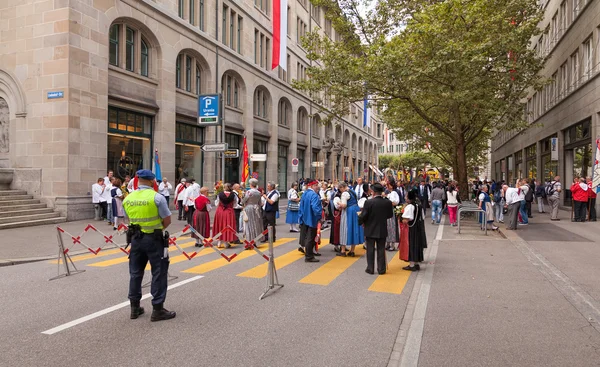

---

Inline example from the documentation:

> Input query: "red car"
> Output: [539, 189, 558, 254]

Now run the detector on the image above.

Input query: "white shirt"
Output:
[104, 176, 112, 186]
[288, 189, 299, 201]
[355, 185, 364, 198]
[387, 190, 399, 205]
[184, 183, 200, 207]
[174, 183, 186, 201]
[158, 182, 172, 197]
[114, 188, 123, 199]
[402, 204, 416, 221]
[102, 184, 113, 203]
[333, 197, 341, 210]
[262, 190, 280, 210]
[92, 183, 105, 203]
[127, 179, 135, 192]
[341, 191, 351, 207]
[505, 187, 521, 205]
[215, 191, 238, 207]
[447, 191, 459, 206]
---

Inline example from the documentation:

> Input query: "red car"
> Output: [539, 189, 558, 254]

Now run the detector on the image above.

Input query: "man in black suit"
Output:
[354, 177, 369, 199]
[358, 183, 394, 275]
[416, 179, 431, 216]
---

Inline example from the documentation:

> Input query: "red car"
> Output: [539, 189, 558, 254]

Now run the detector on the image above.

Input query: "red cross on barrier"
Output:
[168, 237, 177, 246]
[103, 235, 113, 243]
[72, 236, 81, 245]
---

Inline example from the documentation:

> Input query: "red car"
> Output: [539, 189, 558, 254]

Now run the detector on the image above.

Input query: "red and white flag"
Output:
[271, 0, 288, 70]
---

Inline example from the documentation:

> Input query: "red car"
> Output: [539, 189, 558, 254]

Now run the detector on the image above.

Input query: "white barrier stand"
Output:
[49, 226, 85, 281]
[259, 225, 283, 300]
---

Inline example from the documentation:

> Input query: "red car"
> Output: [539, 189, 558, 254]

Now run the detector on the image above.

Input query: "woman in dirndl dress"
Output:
[111, 178, 125, 230]
[192, 187, 211, 247]
[385, 181, 400, 251]
[212, 183, 238, 248]
[286, 182, 301, 232]
[338, 181, 364, 257]
[400, 190, 428, 271]
[242, 178, 264, 245]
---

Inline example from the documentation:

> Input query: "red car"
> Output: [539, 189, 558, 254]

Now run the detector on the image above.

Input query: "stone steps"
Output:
[0, 207, 55, 218]
[0, 203, 47, 212]
[0, 199, 41, 207]
[0, 189, 66, 230]
[0, 212, 61, 225]
[0, 190, 27, 196]
[0, 194, 34, 201]
[0, 217, 67, 230]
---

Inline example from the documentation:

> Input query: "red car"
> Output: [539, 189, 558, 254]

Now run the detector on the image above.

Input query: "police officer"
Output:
[123, 169, 176, 322]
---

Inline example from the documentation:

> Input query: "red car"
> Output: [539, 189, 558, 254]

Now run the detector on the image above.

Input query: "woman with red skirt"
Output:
[213, 183, 238, 248]
[192, 187, 211, 247]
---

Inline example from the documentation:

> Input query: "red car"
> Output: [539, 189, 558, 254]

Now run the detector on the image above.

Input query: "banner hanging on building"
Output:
[592, 138, 600, 193]
[551, 137, 558, 161]
[271, 0, 288, 70]
[241, 136, 249, 185]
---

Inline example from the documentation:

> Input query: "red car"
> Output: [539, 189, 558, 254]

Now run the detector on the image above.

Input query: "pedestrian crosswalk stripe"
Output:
[49, 247, 124, 264]
[237, 240, 330, 278]
[182, 238, 296, 275]
[299, 247, 365, 286]
[367, 254, 411, 294]
[88, 240, 196, 267]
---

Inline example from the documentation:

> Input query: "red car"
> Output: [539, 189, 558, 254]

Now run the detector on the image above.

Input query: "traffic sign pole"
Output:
[220, 93, 225, 186]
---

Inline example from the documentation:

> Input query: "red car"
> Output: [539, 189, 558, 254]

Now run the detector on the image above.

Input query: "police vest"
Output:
[123, 189, 163, 233]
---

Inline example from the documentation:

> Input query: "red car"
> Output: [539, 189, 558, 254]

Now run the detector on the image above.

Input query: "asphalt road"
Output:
[4, 211, 600, 367]
[1, 218, 438, 367]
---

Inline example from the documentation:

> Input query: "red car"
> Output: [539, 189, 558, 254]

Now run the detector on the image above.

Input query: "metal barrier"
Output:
[51, 222, 282, 299]
[457, 202, 487, 236]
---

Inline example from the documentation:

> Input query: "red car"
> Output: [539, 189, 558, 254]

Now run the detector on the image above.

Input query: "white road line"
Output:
[42, 275, 204, 335]
[388, 217, 444, 367]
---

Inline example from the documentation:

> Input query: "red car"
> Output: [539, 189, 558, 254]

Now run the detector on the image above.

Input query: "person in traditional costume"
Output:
[400, 190, 427, 271]
[478, 185, 498, 230]
[242, 178, 264, 246]
[192, 187, 212, 247]
[385, 180, 400, 251]
[110, 178, 125, 230]
[286, 182, 301, 232]
[213, 183, 238, 248]
[337, 181, 364, 257]
[329, 187, 342, 253]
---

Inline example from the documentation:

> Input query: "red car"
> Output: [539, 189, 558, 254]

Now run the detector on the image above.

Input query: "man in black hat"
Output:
[358, 182, 394, 274]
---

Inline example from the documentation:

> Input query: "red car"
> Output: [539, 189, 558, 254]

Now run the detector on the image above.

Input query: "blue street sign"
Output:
[47, 91, 64, 99]
[198, 94, 220, 126]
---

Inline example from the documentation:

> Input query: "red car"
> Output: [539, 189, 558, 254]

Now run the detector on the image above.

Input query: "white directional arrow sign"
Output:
[201, 143, 228, 152]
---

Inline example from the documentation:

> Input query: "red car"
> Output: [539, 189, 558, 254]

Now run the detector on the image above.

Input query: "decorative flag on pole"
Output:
[271, 0, 288, 70]
[153, 149, 162, 182]
[241, 136, 250, 186]
[592, 138, 600, 193]
[363, 98, 371, 128]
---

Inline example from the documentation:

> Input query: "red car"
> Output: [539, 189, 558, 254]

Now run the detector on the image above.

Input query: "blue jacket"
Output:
[299, 189, 322, 228]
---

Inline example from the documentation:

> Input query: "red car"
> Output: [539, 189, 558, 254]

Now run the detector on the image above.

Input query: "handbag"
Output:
[289, 201, 300, 211]
[242, 210, 249, 222]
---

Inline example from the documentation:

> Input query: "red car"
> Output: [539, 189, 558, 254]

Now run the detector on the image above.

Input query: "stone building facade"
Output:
[491, 0, 600, 207]
[0, 0, 383, 219]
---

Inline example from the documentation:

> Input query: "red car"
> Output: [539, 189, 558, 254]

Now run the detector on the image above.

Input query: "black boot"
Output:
[130, 300, 145, 320]
[151, 304, 176, 322]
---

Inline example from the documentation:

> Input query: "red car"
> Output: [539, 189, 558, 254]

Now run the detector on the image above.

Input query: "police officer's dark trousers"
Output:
[128, 234, 169, 306]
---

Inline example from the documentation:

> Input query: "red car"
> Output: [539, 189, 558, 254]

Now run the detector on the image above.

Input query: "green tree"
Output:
[294, 0, 546, 193]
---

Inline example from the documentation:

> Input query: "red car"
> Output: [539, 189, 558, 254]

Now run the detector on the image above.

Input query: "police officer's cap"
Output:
[136, 169, 155, 180]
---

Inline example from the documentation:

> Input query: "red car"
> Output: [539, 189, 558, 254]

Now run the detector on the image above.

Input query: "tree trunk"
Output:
[450, 102, 469, 199]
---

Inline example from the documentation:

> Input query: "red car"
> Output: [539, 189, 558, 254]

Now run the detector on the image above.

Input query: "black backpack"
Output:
[525, 186, 534, 202]
[545, 181, 556, 196]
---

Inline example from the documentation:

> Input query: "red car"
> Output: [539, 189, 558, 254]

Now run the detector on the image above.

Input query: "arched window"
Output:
[109, 22, 153, 78]
[140, 39, 149, 77]
[278, 99, 291, 126]
[222, 73, 241, 108]
[297, 108, 307, 132]
[177, 52, 206, 95]
[253, 88, 269, 119]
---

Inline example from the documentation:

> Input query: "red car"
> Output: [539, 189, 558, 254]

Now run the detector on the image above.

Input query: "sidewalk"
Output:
[0, 198, 290, 265]
[396, 207, 600, 366]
